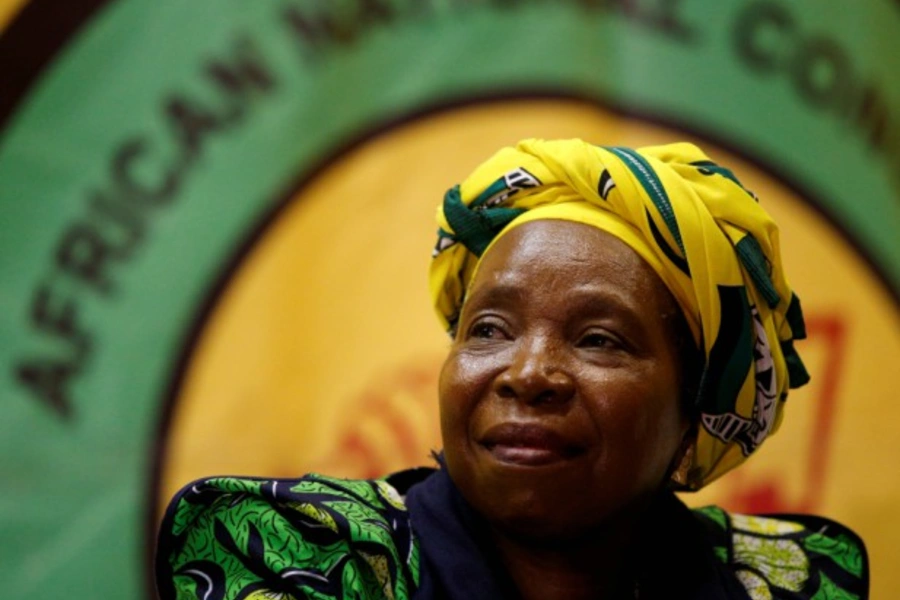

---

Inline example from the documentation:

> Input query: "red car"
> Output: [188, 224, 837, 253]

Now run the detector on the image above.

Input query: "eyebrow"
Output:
[560, 286, 648, 328]
[464, 283, 529, 309]
[465, 281, 647, 330]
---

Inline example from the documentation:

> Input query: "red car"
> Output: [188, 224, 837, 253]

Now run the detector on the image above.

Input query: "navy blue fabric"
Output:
[401, 465, 748, 600]
[404, 465, 519, 600]
[631, 492, 749, 599]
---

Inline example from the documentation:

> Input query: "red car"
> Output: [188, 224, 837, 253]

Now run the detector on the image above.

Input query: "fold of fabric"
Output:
[429, 139, 810, 488]
[405, 463, 519, 600]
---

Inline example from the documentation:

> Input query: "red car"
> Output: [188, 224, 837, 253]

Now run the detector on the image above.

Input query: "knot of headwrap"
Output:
[442, 185, 526, 257]
[429, 138, 810, 489]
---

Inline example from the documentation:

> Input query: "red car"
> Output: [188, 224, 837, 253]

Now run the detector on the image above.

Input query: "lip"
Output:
[479, 422, 584, 467]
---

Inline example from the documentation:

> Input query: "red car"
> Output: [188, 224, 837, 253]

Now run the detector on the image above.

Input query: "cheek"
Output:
[437, 358, 460, 436]
[649, 363, 691, 442]
[635, 387, 690, 475]
[437, 353, 480, 438]
[587, 372, 687, 468]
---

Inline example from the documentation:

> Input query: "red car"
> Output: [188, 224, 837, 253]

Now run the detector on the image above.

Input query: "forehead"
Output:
[471, 219, 657, 295]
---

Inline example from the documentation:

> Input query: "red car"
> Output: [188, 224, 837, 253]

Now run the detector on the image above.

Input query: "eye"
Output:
[467, 319, 509, 341]
[577, 330, 622, 350]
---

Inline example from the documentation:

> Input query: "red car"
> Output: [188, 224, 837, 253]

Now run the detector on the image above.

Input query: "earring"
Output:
[667, 437, 705, 491]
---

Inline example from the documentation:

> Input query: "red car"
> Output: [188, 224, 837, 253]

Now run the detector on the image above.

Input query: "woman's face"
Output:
[439, 219, 690, 540]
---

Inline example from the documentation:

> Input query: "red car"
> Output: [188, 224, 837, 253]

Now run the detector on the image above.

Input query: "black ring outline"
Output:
[0, 0, 113, 135]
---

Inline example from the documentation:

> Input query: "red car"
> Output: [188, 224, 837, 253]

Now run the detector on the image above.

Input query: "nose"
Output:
[493, 338, 575, 406]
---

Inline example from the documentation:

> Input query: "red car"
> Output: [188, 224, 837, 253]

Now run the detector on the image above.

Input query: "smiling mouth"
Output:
[480, 423, 584, 467]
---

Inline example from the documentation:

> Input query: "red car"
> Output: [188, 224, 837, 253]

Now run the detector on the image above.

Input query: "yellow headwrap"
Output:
[429, 139, 809, 490]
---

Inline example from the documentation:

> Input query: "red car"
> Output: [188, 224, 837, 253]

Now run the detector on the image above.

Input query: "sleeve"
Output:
[781, 513, 869, 600]
[154, 475, 418, 600]
[694, 506, 869, 599]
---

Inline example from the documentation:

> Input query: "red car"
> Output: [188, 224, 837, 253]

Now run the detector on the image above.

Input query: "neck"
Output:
[490, 510, 644, 600]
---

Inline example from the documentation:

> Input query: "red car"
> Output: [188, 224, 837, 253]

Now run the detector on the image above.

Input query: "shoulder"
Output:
[156, 471, 428, 600]
[692, 505, 869, 599]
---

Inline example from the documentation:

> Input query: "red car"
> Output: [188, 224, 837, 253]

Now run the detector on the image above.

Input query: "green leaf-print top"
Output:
[157, 470, 868, 600]
[156, 474, 418, 600]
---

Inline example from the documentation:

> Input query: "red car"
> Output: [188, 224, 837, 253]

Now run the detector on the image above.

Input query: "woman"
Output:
[156, 139, 868, 599]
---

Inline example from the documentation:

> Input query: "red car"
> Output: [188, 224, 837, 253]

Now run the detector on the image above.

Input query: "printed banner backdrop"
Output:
[1, 1, 898, 598]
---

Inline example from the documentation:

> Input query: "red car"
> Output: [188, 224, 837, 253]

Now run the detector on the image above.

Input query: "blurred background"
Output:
[1, 1, 898, 597]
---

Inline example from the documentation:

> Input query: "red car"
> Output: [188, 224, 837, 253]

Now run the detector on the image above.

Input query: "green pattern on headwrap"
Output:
[647, 208, 691, 275]
[782, 339, 812, 387]
[701, 285, 754, 415]
[787, 294, 808, 339]
[736, 235, 781, 308]
[691, 160, 753, 197]
[607, 146, 685, 255]
[469, 176, 512, 208]
[442, 185, 525, 257]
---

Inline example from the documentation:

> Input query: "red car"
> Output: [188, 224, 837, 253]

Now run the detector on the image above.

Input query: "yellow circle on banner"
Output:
[160, 99, 899, 596]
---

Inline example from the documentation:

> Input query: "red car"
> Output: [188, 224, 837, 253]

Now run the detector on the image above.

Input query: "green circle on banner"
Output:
[0, 1, 897, 598]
